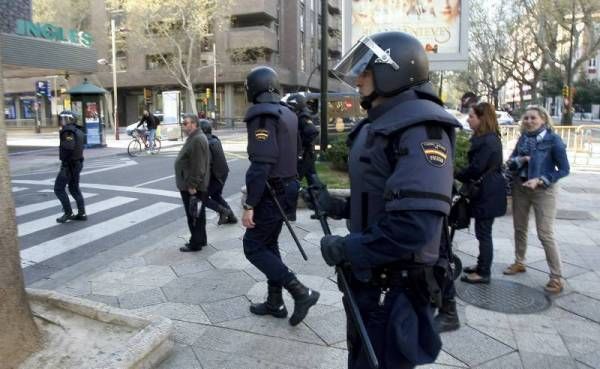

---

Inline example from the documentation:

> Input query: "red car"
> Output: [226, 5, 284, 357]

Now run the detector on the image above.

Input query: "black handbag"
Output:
[448, 195, 471, 230]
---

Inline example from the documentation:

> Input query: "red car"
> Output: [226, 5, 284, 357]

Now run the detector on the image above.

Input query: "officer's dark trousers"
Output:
[54, 160, 85, 214]
[345, 280, 433, 369]
[475, 217, 495, 277]
[243, 180, 298, 287]
[298, 147, 316, 181]
[180, 191, 207, 249]
[203, 177, 231, 213]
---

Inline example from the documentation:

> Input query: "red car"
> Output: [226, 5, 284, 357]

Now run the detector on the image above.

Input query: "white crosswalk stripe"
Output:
[21, 202, 180, 267]
[18, 196, 136, 237]
[12, 187, 29, 192]
[16, 192, 98, 216]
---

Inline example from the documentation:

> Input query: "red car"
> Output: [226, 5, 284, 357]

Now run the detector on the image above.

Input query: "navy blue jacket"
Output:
[456, 132, 507, 219]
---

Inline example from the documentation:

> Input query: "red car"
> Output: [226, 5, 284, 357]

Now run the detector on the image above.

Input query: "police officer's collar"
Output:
[367, 89, 420, 122]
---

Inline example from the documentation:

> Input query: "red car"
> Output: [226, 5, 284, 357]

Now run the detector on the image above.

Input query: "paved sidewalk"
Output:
[31, 172, 600, 369]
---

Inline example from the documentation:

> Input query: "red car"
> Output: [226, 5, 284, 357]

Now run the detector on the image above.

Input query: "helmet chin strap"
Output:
[360, 91, 378, 110]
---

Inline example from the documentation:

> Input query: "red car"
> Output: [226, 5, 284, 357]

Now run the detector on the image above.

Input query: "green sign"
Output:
[15, 19, 93, 48]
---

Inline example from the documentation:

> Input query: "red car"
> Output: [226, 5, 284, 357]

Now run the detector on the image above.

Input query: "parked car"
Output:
[496, 111, 515, 125]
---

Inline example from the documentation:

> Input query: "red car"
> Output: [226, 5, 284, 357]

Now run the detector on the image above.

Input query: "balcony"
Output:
[228, 26, 277, 51]
[230, 0, 277, 19]
[328, 0, 341, 16]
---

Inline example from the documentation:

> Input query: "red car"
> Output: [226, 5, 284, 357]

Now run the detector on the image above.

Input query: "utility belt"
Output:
[267, 176, 296, 195]
[346, 263, 443, 308]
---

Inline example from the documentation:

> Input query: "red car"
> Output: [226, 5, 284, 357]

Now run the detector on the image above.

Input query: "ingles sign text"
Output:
[15, 19, 93, 47]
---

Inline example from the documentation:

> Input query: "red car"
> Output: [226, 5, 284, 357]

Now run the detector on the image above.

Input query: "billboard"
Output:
[344, 0, 469, 70]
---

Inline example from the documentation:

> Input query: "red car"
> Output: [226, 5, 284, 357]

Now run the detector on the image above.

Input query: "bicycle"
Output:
[127, 128, 161, 157]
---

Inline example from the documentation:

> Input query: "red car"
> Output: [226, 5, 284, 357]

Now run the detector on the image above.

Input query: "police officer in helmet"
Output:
[317, 32, 461, 368]
[242, 66, 320, 326]
[286, 93, 319, 183]
[54, 111, 87, 223]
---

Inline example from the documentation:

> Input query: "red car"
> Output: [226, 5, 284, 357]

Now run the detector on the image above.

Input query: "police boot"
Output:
[284, 278, 320, 326]
[217, 206, 234, 225]
[226, 211, 238, 224]
[56, 212, 73, 223]
[249, 285, 287, 318]
[434, 298, 460, 333]
[72, 210, 87, 221]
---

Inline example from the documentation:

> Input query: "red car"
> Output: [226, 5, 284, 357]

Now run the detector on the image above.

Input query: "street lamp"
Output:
[98, 18, 120, 140]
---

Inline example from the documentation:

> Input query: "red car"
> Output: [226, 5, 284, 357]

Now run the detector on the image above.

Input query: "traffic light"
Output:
[206, 88, 211, 99]
[143, 88, 152, 104]
[562, 85, 570, 98]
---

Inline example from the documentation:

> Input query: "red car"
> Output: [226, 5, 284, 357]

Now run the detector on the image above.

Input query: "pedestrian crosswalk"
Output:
[15, 189, 181, 270]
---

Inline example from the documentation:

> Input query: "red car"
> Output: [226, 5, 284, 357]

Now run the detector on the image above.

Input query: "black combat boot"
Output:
[217, 206, 234, 225]
[284, 278, 320, 326]
[72, 211, 87, 221]
[56, 212, 73, 223]
[226, 211, 238, 224]
[250, 285, 288, 318]
[434, 298, 460, 333]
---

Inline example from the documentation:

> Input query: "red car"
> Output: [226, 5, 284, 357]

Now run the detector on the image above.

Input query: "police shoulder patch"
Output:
[65, 134, 74, 141]
[421, 141, 448, 167]
[255, 128, 269, 141]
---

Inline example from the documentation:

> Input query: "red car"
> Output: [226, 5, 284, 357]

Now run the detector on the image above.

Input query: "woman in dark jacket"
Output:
[456, 102, 507, 283]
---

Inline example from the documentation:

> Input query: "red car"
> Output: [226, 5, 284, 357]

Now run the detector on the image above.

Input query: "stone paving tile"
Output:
[55, 279, 91, 297]
[170, 260, 214, 277]
[192, 326, 347, 369]
[208, 249, 252, 270]
[108, 256, 147, 271]
[470, 325, 517, 349]
[81, 294, 119, 307]
[156, 344, 202, 369]
[209, 237, 243, 251]
[434, 350, 468, 367]
[90, 265, 177, 288]
[472, 352, 523, 369]
[201, 295, 252, 324]
[529, 259, 590, 279]
[562, 335, 600, 369]
[172, 320, 209, 346]
[219, 315, 324, 345]
[302, 305, 346, 345]
[143, 243, 217, 266]
[464, 305, 510, 329]
[555, 292, 600, 324]
[567, 271, 600, 300]
[133, 302, 211, 324]
[163, 270, 255, 305]
[90, 281, 154, 297]
[519, 352, 578, 369]
[119, 287, 166, 310]
[508, 313, 558, 335]
[513, 330, 570, 356]
[440, 325, 514, 367]
[193, 347, 303, 369]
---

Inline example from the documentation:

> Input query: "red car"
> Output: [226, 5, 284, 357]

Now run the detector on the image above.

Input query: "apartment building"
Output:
[4, 0, 344, 128]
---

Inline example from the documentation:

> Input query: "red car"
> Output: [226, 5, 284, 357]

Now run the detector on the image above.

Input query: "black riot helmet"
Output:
[58, 110, 78, 126]
[199, 119, 212, 135]
[245, 66, 282, 104]
[286, 93, 307, 113]
[331, 32, 429, 97]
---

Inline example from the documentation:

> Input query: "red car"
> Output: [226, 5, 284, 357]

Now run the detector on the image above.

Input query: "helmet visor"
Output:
[331, 36, 400, 89]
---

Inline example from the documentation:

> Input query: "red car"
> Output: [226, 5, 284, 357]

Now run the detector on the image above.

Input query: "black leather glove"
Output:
[320, 235, 346, 266]
[304, 188, 348, 219]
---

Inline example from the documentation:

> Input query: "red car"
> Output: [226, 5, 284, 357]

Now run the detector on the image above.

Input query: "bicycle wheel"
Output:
[152, 137, 161, 154]
[127, 140, 143, 157]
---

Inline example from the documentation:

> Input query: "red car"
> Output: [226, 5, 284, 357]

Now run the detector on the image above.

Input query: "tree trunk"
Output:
[186, 86, 197, 115]
[0, 44, 41, 369]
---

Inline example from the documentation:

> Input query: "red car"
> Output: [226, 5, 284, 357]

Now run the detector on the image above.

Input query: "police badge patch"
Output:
[255, 128, 269, 141]
[421, 141, 448, 167]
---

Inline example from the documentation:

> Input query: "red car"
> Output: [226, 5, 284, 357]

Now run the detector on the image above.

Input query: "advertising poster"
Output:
[349, 0, 468, 70]
[85, 102, 101, 145]
[162, 91, 180, 125]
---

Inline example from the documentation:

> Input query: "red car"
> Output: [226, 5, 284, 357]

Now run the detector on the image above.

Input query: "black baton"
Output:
[265, 182, 308, 261]
[305, 176, 379, 369]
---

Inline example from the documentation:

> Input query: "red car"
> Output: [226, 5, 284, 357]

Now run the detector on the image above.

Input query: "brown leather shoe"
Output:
[503, 263, 526, 275]
[544, 278, 564, 294]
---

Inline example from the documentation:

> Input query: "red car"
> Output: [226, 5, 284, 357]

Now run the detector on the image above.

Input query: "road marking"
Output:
[12, 179, 182, 198]
[18, 196, 137, 237]
[21, 202, 180, 267]
[12, 187, 29, 192]
[16, 192, 98, 216]
[134, 175, 175, 188]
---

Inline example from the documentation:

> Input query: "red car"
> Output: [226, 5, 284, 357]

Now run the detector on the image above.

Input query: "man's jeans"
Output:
[147, 129, 156, 150]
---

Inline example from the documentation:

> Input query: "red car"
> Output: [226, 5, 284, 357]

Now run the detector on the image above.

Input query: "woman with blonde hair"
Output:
[456, 102, 507, 283]
[504, 105, 570, 294]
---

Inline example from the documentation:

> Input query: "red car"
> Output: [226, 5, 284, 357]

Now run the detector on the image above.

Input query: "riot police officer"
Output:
[286, 93, 319, 182]
[242, 66, 320, 326]
[54, 111, 86, 223]
[318, 32, 461, 368]
[199, 119, 237, 225]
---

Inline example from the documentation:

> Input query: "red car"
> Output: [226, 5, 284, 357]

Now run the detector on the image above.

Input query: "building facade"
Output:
[4, 0, 344, 128]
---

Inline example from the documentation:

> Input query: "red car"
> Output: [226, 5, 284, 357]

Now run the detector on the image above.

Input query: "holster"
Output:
[267, 177, 286, 196]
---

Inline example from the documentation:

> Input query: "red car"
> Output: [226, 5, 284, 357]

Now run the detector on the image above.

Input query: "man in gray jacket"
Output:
[175, 114, 211, 252]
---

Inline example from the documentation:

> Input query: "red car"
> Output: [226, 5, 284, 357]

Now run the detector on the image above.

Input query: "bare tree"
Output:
[32, 0, 91, 30]
[117, 0, 230, 114]
[0, 44, 41, 369]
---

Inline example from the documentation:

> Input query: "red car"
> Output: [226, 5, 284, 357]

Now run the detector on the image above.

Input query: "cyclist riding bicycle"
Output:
[137, 109, 160, 153]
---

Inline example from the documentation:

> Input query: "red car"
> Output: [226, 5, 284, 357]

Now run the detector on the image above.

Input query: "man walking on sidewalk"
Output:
[175, 114, 211, 252]
[242, 66, 320, 326]
[54, 111, 86, 223]
[199, 119, 237, 225]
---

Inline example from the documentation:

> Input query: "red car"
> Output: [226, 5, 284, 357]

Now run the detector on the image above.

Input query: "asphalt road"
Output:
[10, 137, 249, 285]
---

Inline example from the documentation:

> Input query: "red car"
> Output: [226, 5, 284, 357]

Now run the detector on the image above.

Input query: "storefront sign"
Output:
[15, 19, 93, 47]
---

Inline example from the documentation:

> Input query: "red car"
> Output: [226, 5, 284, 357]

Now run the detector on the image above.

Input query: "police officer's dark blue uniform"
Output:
[198, 119, 238, 225]
[54, 111, 87, 223]
[286, 93, 319, 182]
[242, 66, 320, 326]
[319, 32, 462, 369]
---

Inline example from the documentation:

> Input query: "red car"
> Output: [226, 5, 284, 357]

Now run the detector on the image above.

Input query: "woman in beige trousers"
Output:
[504, 106, 570, 294]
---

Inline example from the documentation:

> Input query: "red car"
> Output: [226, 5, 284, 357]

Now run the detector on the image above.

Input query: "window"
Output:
[145, 54, 174, 70]
[589, 58, 597, 67]
[230, 47, 272, 64]
[299, 3, 305, 32]
[20, 98, 36, 119]
[300, 31, 305, 71]
[230, 15, 272, 28]
[4, 98, 16, 119]
[116, 50, 128, 71]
